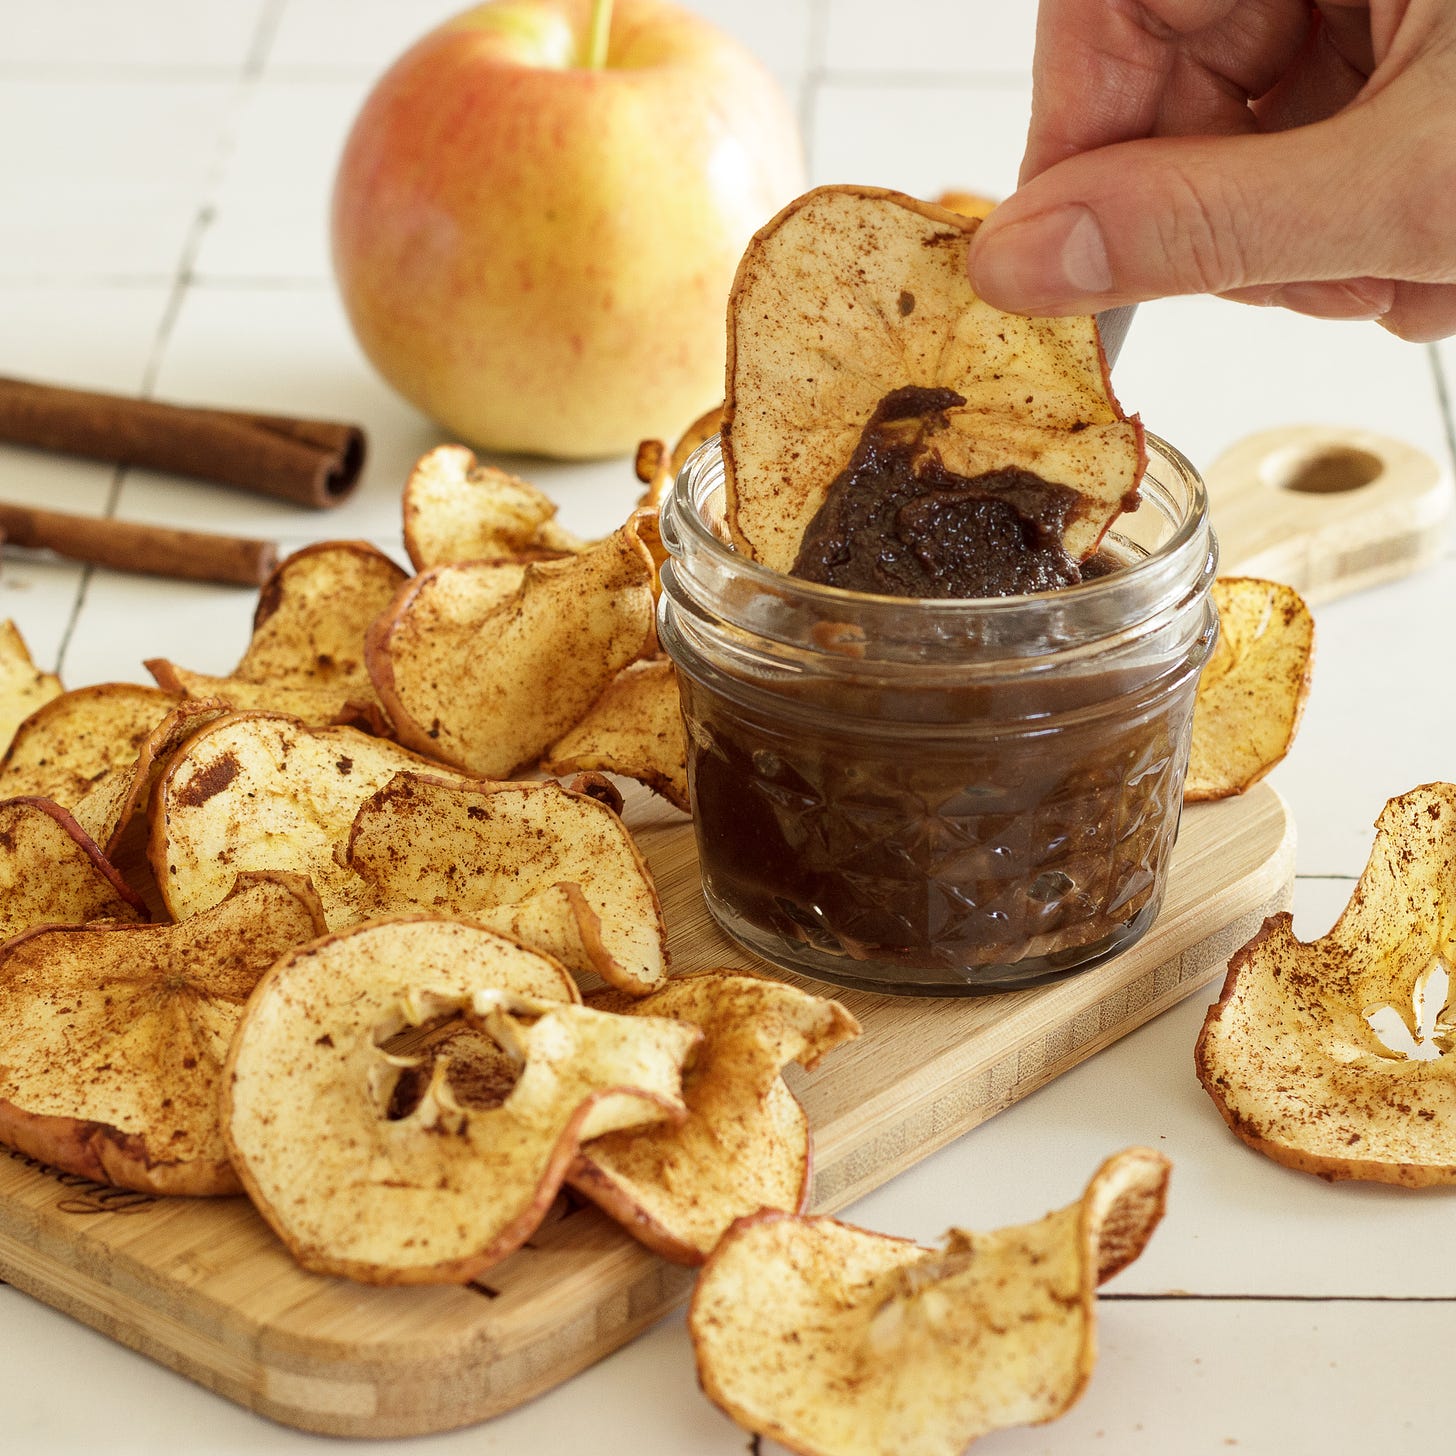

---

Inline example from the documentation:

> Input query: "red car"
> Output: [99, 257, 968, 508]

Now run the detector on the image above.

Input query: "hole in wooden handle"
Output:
[1270, 445, 1385, 494]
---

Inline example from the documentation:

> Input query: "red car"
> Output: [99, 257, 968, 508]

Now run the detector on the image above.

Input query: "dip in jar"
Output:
[657, 435, 1218, 995]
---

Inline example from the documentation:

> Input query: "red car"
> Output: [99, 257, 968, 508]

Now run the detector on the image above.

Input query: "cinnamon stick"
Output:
[0, 376, 366, 509]
[0, 503, 278, 587]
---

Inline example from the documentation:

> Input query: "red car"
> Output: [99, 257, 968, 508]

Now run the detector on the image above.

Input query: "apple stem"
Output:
[585, 0, 613, 68]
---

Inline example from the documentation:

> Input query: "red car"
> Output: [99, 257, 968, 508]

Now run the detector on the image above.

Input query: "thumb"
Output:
[967, 110, 1441, 314]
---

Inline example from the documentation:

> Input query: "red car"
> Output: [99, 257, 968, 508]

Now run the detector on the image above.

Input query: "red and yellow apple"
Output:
[331, 0, 804, 459]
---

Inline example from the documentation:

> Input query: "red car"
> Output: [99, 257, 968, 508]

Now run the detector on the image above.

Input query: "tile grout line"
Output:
[799, 0, 829, 173]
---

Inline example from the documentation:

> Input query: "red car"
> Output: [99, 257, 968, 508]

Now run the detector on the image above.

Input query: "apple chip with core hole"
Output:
[151, 712, 475, 926]
[0, 797, 145, 942]
[0, 620, 63, 755]
[1196, 784, 1456, 1186]
[722, 185, 1143, 582]
[542, 659, 690, 813]
[570, 973, 859, 1263]
[0, 872, 325, 1196]
[690, 1146, 1169, 1456]
[1184, 577, 1314, 802]
[402, 444, 584, 572]
[222, 916, 700, 1283]
[367, 520, 657, 777]
[345, 773, 669, 996]
[146, 541, 407, 732]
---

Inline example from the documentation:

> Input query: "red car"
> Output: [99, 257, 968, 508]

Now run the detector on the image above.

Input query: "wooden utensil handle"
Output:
[0, 503, 278, 586]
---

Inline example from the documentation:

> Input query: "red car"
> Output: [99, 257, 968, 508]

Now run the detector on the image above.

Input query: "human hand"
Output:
[967, 1, 1456, 341]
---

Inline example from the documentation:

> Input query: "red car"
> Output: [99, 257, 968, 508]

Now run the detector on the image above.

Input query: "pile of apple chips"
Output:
[0, 446, 866, 1286]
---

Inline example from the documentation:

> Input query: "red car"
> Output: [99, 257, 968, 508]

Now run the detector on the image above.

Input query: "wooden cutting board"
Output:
[0, 424, 1447, 1437]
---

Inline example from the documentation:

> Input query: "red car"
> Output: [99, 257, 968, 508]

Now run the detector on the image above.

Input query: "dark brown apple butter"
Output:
[791, 385, 1096, 599]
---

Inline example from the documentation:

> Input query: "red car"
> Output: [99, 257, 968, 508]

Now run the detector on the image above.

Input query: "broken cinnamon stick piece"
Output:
[0, 503, 278, 587]
[0, 376, 366, 509]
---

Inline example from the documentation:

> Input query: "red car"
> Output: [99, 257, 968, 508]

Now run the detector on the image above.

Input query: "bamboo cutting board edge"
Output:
[0, 784, 1294, 1438]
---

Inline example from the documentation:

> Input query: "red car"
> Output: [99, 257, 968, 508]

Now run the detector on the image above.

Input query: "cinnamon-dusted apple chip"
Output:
[1197, 784, 1456, 1185]
[146, 541, 407, 732]
[367, 519, 657, 777]
[0, 620, 63, 755]
[0, 872, 326, 1196]
[1184, 577, 1314, 802]
[570, 972, 859, 1263]
[0, 682, 176, 809]
[70, 695, 226, 857]
[690, 1147, 1170, 1456]
[402, 444, 583, 572]
[223, 916, 699, 1283]
[541, 658, 690, 812]
[150, 712, 474, 926]
[0, 797, 145, 942]
[345, 772, 669, 995]
[722, 185, 1144, 577]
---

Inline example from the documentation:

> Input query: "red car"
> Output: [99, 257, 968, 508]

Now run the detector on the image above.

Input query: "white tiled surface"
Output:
[3, 2, 1455, 1453]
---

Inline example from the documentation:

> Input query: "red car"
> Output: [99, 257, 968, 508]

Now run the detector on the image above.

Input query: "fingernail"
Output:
[971, 204, 1114, 310]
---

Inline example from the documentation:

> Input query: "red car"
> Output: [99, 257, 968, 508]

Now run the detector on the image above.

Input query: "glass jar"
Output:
[657, 436, 1219, 996]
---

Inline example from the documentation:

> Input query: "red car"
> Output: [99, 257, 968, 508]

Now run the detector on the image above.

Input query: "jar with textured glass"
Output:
[657, 435, 1219, 995]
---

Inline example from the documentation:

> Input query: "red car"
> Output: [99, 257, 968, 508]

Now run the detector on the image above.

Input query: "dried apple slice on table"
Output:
[222, 916, 700, 1283]
[1184, 576, 1315, 802]
[570, 972, 859, 1263]
[402, 444, 584, 571]
[0, 797, 145, 942]
[0, 682, 176, 808]
[690, 1146, 1169, 1456]
[345, 772, 670, 996]
[150, 711, 476, 926]
[0, 619, 63, 754]
[367, 519, 657, 777]
[722, 184, 1144, 588]
[1197, 783, 1456, 1185]
[146, 540, 407, 732]
[541, 657, 690, 812]
[0, 872, 326, 1195]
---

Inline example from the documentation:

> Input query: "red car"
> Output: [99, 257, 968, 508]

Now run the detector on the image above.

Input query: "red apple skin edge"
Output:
[331, 0, 805, 460]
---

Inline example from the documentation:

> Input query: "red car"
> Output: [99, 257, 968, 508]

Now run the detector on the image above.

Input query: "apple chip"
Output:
[722, 184, 1144, 578]
[0, 682, 176, 809]
[0, 872, 326, 1196]
[146, 541, 407, 732]
[345, 772, 669, 995]
[69, 695, 225, 857]
[690, 1147, 1170, 1456]
[936, 189, 998, 220]
[0, 620, 63, 755]
[541, 658, 690, 812]
[570, 972, 859, 1263]
[150, 712, 475, 926]
[223, 916, 699, 1283]
[402, 444, 583, 572]
[367, 519, 657, 777]
[635, 404, 726, 504]
[0, 797, 145, 942]
[1197, 783, 1456, 1185]
[1184, 577, 1315, 802]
